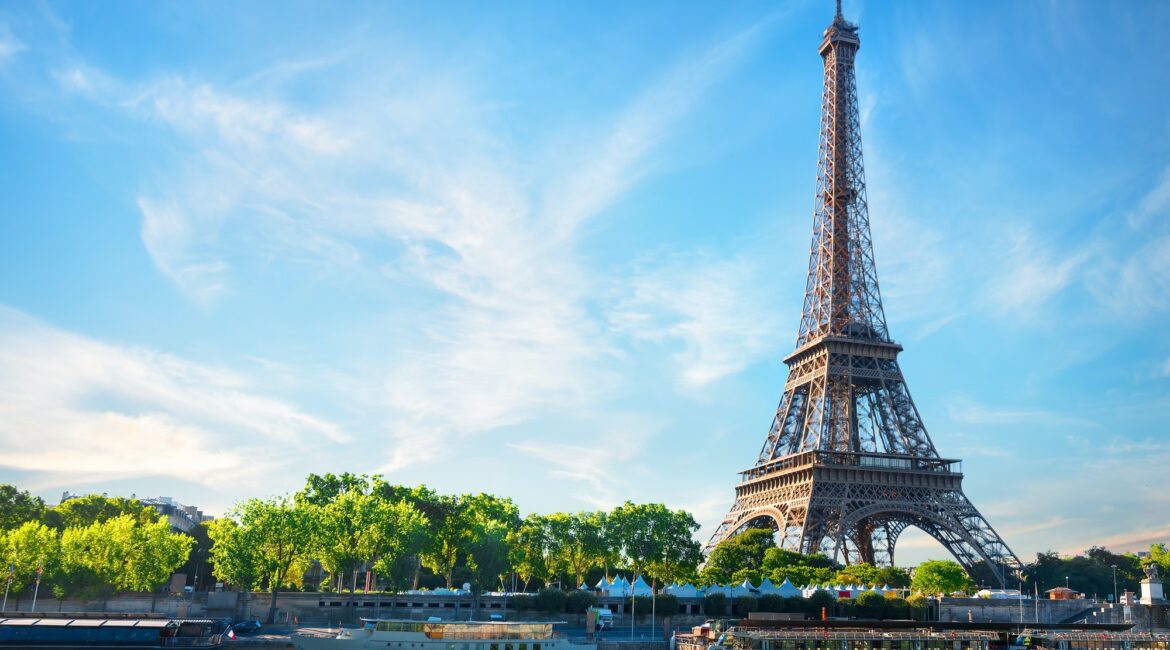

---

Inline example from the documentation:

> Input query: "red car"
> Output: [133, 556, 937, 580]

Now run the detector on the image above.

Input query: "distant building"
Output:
[1045, 587, 1080, 600]
[60, 492, 214, 534]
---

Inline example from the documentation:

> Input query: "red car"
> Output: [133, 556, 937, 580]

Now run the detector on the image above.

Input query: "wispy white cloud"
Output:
[0, 23, 25, 65]
[947, 396, 1100, 429]
[0, 309, 346, 488]
[609, 251, 784, 388]
[982, 225, 1090, 317]
[508, 414, 662, 510]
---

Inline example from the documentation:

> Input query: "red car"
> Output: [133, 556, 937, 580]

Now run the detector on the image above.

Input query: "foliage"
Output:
[731, 568, 762, 585]
[467, 520, 510, 592]
[655, 593, 679, 617]
[0, 485, 48, 532]
[645, 509, 702, 587]
[735, 595, 759, 615]
[854, 590, 886, 618]
[534, 588, 567, 613]
[1, 520, 58, 593]
[700, 528, 775, 585]
[703, 592, 727, 615]
[906, 593, 929, 620]
[54, 494, 156, 529]
[565, 589, 597, 612]
[911, 560, 974, 595]
[560, 512, 607, 587]
[207, 518, 260, 589]
[609, 502, 701, 592]
[805, 589, 835, 617]
[61, 515, 192, 594]
[762, 548, 839, 587]
[759, 593, 785, 612]
[510, 514, 554, 590]
[834, 562, 910, 588]
[1024, 547, 1144, 599]
[510, 594, 536, 610]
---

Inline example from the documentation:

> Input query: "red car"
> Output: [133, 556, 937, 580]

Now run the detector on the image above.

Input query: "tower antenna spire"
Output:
[835, 0, 842, 20]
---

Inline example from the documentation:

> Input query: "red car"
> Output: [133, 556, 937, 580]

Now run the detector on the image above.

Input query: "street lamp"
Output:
[1111, 565, 1118, 605]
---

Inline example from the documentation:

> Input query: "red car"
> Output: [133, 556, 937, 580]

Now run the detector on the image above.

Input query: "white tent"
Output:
[579, 582, 590, 591]
[667, 582, 702, 598]
[594, 577, 610, 591]
[756, 578, 779, 595]
[777, 578, 802, 598]
[729, 580, 755, 598]
[631, 575, 654, 596]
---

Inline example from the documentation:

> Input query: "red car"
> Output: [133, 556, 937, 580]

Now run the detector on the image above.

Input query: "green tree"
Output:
[229, 497, 315, 623]
[761, 548, 838, 587]
[419, 494, 470, 588]
[609, 502, 672, 586]
[854, 590, 886, 618]
[700, 528, 775, 585]
[560, 512, 607, 587]
[805, 589, 835, 617]
[53, 494, 155, 529]
[0, 521, 59, 596]
[0, 485, 48, 532]
[874, 566, 912, 589]
[911, 560, 974, 595]
[835, 562, 880, 586]
[369, 500, 429, 588]
[646, 509, 702, 587]
[510, 514, 553, 590]
[207, 518, 260, 590]
[467, 520, 511, 594]
[703, 592, 727, 615]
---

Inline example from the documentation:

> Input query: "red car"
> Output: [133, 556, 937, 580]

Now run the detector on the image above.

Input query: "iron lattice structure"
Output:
[705, 4, 1021, 588]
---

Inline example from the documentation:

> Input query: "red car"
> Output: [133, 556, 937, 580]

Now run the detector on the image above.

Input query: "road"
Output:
[555, 625, 679, 641]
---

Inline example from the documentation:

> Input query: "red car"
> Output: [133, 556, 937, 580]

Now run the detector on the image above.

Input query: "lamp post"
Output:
[1111, 565, 1118, 604]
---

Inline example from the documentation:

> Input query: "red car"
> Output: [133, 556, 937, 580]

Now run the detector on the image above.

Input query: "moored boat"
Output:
[293, 619, 596, 650]
[0, 616, 227, 648]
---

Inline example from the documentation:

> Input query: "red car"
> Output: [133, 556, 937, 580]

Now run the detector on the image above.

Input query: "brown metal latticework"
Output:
[705, 3, 1022, 587]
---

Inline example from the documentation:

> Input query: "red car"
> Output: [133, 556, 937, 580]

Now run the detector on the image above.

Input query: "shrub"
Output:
[633, 595, 653, 615]
[655, 594, 679, 618]
[510, 594, 536, 611]
[906, 593, 928, 621]
[535, 588, 567, 613]
[855, 590, 886, 619]
[759, 594, 785, 613]
[704, 592, 727, 616]
[884, 596, 908, 619]
[805, 589, 835, 618]
[735, 596, 759, 615]
[783, 596, 806, 613]
[565, 590, 597, 613]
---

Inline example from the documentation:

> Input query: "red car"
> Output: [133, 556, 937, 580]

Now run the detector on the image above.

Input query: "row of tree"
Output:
[204, 473, 704, 623]
[4, 480, 1169, 620]
[0, 494, 193, 608]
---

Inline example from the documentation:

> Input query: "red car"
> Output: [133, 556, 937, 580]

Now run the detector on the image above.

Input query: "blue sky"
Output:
[1, 0, 1168, 567]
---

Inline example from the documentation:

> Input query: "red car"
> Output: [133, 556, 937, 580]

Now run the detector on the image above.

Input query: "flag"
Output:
[35, 561, 43, 584]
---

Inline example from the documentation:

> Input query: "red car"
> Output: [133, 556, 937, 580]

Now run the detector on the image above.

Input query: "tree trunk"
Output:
[412, 557, 422, 590]
[267, 586, 279, 624]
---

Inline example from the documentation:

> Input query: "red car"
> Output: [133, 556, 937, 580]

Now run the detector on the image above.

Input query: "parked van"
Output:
[593, 608, 614, 631]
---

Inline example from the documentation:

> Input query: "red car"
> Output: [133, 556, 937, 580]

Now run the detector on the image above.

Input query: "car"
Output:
[231, 620, 263, 635]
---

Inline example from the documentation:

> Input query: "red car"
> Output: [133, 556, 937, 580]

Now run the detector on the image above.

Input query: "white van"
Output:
[593, 608, 613, 631]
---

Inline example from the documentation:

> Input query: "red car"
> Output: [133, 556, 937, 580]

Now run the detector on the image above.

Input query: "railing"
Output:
[742, 452, 959, 481]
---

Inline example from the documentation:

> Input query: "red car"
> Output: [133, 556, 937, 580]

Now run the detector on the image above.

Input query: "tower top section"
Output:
[820, 2, 860, 57]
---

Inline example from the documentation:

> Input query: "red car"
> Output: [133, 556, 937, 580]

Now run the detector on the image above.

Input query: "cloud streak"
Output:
[0, 309, 346, 487]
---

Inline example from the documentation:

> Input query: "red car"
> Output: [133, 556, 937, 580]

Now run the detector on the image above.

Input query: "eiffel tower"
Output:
[705, 2, 1022, 588]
